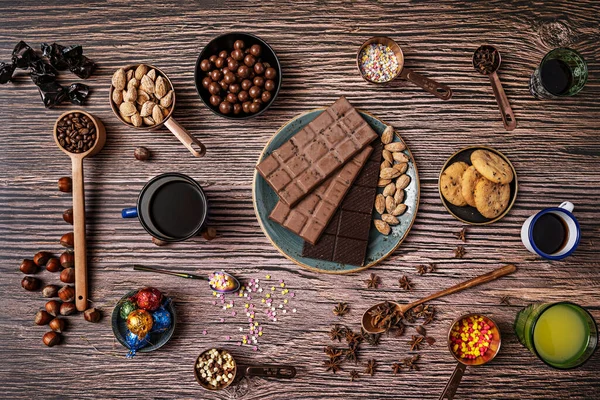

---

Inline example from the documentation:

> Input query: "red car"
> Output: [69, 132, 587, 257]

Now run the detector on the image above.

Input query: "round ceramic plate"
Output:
[111, 290, 177, 353]
[253, 108, 419, 274]
[438, 146, 518, 225]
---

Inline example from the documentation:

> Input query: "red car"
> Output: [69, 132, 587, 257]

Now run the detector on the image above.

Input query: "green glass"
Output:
[529, 48, 587, 99]
[514, 302, 597, 369]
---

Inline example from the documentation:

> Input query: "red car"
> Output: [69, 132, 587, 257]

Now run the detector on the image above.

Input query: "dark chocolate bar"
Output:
[302, 140, 382, 266]
[256, 96, 378, 207]
[269, 146, 373, 245]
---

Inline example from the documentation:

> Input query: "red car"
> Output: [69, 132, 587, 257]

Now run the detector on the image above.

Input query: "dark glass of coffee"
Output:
[532, 213, 568, 255]
[529, 48, 587, 99]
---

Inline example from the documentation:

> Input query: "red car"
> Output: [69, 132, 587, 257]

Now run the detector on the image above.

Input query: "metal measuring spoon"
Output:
[473, 45, 516, 131]
[361, 264, 516, 334]
[53, 111, 106, 311]
[132, 265, 241, 293]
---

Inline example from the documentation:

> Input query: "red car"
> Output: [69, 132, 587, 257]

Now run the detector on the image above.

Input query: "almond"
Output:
[112, 68, 126, 90]
[378, 178, 392, 187]
[391, 204, 407, 216]
[126, 69, 134, 82]
[147, 69, 156, 81]
[395, 174, 411, 190]
[374, 220, 391, 235]
[111, 89, 123, 106]
[380, 160, 392, 170]
[135, 64, 149, 80]
[127, 77, 139, 89]
[374, 194, 385, 214]
[119, 101, 137, 117]
[140, 101, 155, 117]
[383, 182, 396, 197]
[155, 76, 167, 99]
[141, 75, 155, 94]
[160, 105, 170, 117]
[143, 116, 155, 126]
[393, 152, 409, 163]
[136, 90, 150, 105]
[382, 213, 399, 225]
[380, 168, 401, 180]
[382, 149, 393, 164]
[123, 86, 137, 102]
[393, 162, 408, 174]
[385, 142, 406, 152]
[160, 90, 174, 108]
[381, 126, 394, 145]
[152, 104, 164, 124]
[121, 113, 132, 123]
[131, 112, 143, 127]
[394, 189, 405, 204]
[385, 196, 396, 214]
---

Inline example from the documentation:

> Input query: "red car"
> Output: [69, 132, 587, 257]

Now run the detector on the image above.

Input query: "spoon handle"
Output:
[439, 362, 467, 400]
[133, 265, 207, 280]
[489, 72, 516, 131]
[400, 68, 453, 100]
[163, 117, 206, 157]
[72, 157, 88, 312]
[244, 365, 297, 379]
[407, 264, 516, 310]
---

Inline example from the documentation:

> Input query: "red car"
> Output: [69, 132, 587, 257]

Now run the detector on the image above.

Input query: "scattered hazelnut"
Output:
[83, 308, 101, 323]
[63, 208, 74, 225]
[46, 257, 62, 272]
[35, 310, 53, 325]
[134, 146, 151, 161]
[58, 286, 75, 302]
[42, 284, 60, 298]
[201, 227, 217, 241]
[42, 331, 61, 347]
[59, 251, 74, 268]
[60, 232, 74, 248]
[19, 259, 38, 274]
[152, 237, 168, 246]
[58, 177, 72, 193]
[60, 267, 75, 284]
[59, 302, 77, 316]
[45, 300, 61, 317]
[49, 318, 66, 333]
[33, 251, 52, 266]
[21, 276, 41, 291]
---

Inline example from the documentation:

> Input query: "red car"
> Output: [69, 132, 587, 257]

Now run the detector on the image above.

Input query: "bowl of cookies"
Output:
[439, 146, 517, 224]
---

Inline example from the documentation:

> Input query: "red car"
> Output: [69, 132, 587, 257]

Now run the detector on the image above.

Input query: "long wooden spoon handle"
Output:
[71, 157, 88, 311]
[408, 264, 516, 309]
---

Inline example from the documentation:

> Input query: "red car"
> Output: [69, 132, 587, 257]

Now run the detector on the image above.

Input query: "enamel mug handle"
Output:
[121, 207, 138, 218]
[559, 202, 574, 212]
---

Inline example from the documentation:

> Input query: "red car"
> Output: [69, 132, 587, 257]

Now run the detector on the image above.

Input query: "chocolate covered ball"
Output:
[249, 86, 261, 99]
[253, 76, 265, 87]
[209, 95, 221, 106]
[227, 59, 239, 72]
[224, 72, 236, 84]
[238, 90, 249, 102]
[242, 101, 252, 113]
[202, 76, 213, 89]
[264, 79, 275, 91]
[233, 103, 242, 115]
[253, 62, 265, 75]
[249, 101, 261, 113]
[234, 40, 245, 50]
[265, 67, 277, 80]
[222, 67, 230, 75]
[218, 50, 228, 59]
[218, 80, 229, 91]
[244, 54, 256, 67]
[208, 82, 221, 95]
[237, 65, 250, 78]
[229, 83, 240, 94]
[209, 55, 217, 63]
[200, 59, 212, 72]
[219, 101, 232, 114]
[214, 57, 225, 69]
[249, 44, 262, 57]
[226, 92, 238, 104]
[241, 79, 252, 91]
[211, 69, 222, 81]
[231, 49, 244, 61]
[261, 90, 272, 103]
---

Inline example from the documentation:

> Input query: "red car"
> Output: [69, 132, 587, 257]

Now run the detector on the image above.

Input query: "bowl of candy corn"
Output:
[447, 313, 501, 366]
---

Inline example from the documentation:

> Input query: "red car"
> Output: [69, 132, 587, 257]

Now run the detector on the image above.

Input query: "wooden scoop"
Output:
[361, 264, 516, 334]
[53, 111, 106, 311]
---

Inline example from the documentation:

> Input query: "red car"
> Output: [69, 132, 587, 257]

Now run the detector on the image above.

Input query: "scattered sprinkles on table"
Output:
[450, 315, 494, 359]
[359, 43, 399, 83]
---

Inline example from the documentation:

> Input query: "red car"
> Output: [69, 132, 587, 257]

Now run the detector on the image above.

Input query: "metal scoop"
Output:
[132, 265, 241, 293]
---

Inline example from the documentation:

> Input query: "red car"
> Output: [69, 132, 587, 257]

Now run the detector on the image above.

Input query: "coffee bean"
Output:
[56, 112, 97, 153]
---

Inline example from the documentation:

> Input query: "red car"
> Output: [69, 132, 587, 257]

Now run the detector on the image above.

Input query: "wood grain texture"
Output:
[0, 0, 599, 399]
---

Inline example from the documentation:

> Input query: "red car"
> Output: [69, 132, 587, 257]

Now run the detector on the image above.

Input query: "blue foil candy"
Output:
[151, 303, 172, 333]
[125, 330, 150, 358]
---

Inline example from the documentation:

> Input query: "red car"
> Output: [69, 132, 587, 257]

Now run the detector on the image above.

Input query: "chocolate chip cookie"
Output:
[461, 165, 483, 207]
[473, 179, 510, 218]
[471, 149, 513, 184]
[440, 161, 469, 206]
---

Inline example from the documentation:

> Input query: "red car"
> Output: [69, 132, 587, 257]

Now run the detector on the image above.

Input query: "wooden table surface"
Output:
[1, 1, 599, 399]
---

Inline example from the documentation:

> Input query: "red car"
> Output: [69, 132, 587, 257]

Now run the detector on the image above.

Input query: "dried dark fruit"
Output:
[19, 259, 38, 274]
[33, 251, 52, 267]
[21, 276, 41, 291]
[49, 318, 65, 333]
[42, 331, 61, 347]
[46, 257, 62, 272]
[45, 300, 61, 317]
[59, 251, 74, 268]
[83, 308, 101, 323]
[60, 232, 74, 248]
[35, 310, 53, 325]
[134, 147, 151, 161]
[60, 267, 75, 284]
[58, 177, 72, 192]
[58, 286, 75, 302]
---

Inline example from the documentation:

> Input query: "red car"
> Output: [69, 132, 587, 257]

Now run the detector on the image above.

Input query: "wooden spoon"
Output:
[53, 111, 106, 311]
[361, 264, 516, 334]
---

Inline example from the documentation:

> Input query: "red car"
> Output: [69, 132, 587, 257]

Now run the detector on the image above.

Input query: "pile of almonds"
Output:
[373, 126, 411, 236]
[111, 65, 174, 127]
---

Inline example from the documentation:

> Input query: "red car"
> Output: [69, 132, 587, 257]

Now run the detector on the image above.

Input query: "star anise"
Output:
[361, 328, 381, 346]
[391, 362, 402, 375]
[453, 227, 467, 242]
[404, 309, 417, 323]
[324, 345, 343, 360]
[364, 359, 376, 376]
[398, 275, 414, 290]
[345, 329, 363, 346]
[500, 295, 511, 305]
[365, 273, 381, 289]
[349, 370, 359, 381]
[333, 302, 349, 317]
[403, 355, 420, 371]
[324, 357, 342, 374]
[329, 324, 346, 342]
[454, 245, 466, 258]
[409, 335, 424, 351]
[368, 301, 404, 332]
[345, 344, 359, 363]
[415, 264, 427, 275]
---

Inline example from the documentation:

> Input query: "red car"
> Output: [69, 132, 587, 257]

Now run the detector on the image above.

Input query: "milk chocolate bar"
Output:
[256, 96, 378, 207]
[302, 141, 382, 266]
[269, 146, 373, 245]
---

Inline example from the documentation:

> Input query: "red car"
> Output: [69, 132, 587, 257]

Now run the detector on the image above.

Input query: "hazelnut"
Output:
[201, 227, 217, 241]
[60, 302, 77, 316]
[60, 251, 74, 268]
[33, 251, 52, 266]
[49, 318, 66, 333]
[63, 208, 74, 225]
[58, 177, 72, 193]
[42, 284, 60, 298]
[58, 286, 75, 302]
[60, 267, 75, 284]
[19, 259, 38, 274]
[21, 276, 41, 291]
[46, 257, 62, 273]
[151, 237, 168, 246]
[42, 331, 61, 347]
[134, 146, 151, 161]
[35, 310, 53, 325]
[83, 308, 101, 323]
[60, 232, 74, 248]
[45, 300, 61, 317]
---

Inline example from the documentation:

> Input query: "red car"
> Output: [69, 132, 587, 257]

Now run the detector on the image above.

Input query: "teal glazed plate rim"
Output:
[252, 108, 420, 274]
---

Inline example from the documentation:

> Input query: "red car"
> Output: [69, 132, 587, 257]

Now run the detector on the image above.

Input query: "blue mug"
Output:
[520, 202, 580, 260]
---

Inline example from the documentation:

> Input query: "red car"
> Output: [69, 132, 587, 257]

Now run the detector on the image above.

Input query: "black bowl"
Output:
[195, 32, 282, 120]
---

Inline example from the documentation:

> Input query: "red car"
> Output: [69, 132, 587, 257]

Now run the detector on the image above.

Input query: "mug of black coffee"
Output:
[122, 173, 208, 242]
[521, 202, 580, 260]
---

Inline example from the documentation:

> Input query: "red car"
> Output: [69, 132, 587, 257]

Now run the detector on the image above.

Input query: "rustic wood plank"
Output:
[0, 0, 599, 399]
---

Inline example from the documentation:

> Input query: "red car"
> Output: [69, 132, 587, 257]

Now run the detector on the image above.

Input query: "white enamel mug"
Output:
[521, 202, 581, 260]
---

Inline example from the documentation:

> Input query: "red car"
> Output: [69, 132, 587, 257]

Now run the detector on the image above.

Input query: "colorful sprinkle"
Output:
[359, 43, 399, 83]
